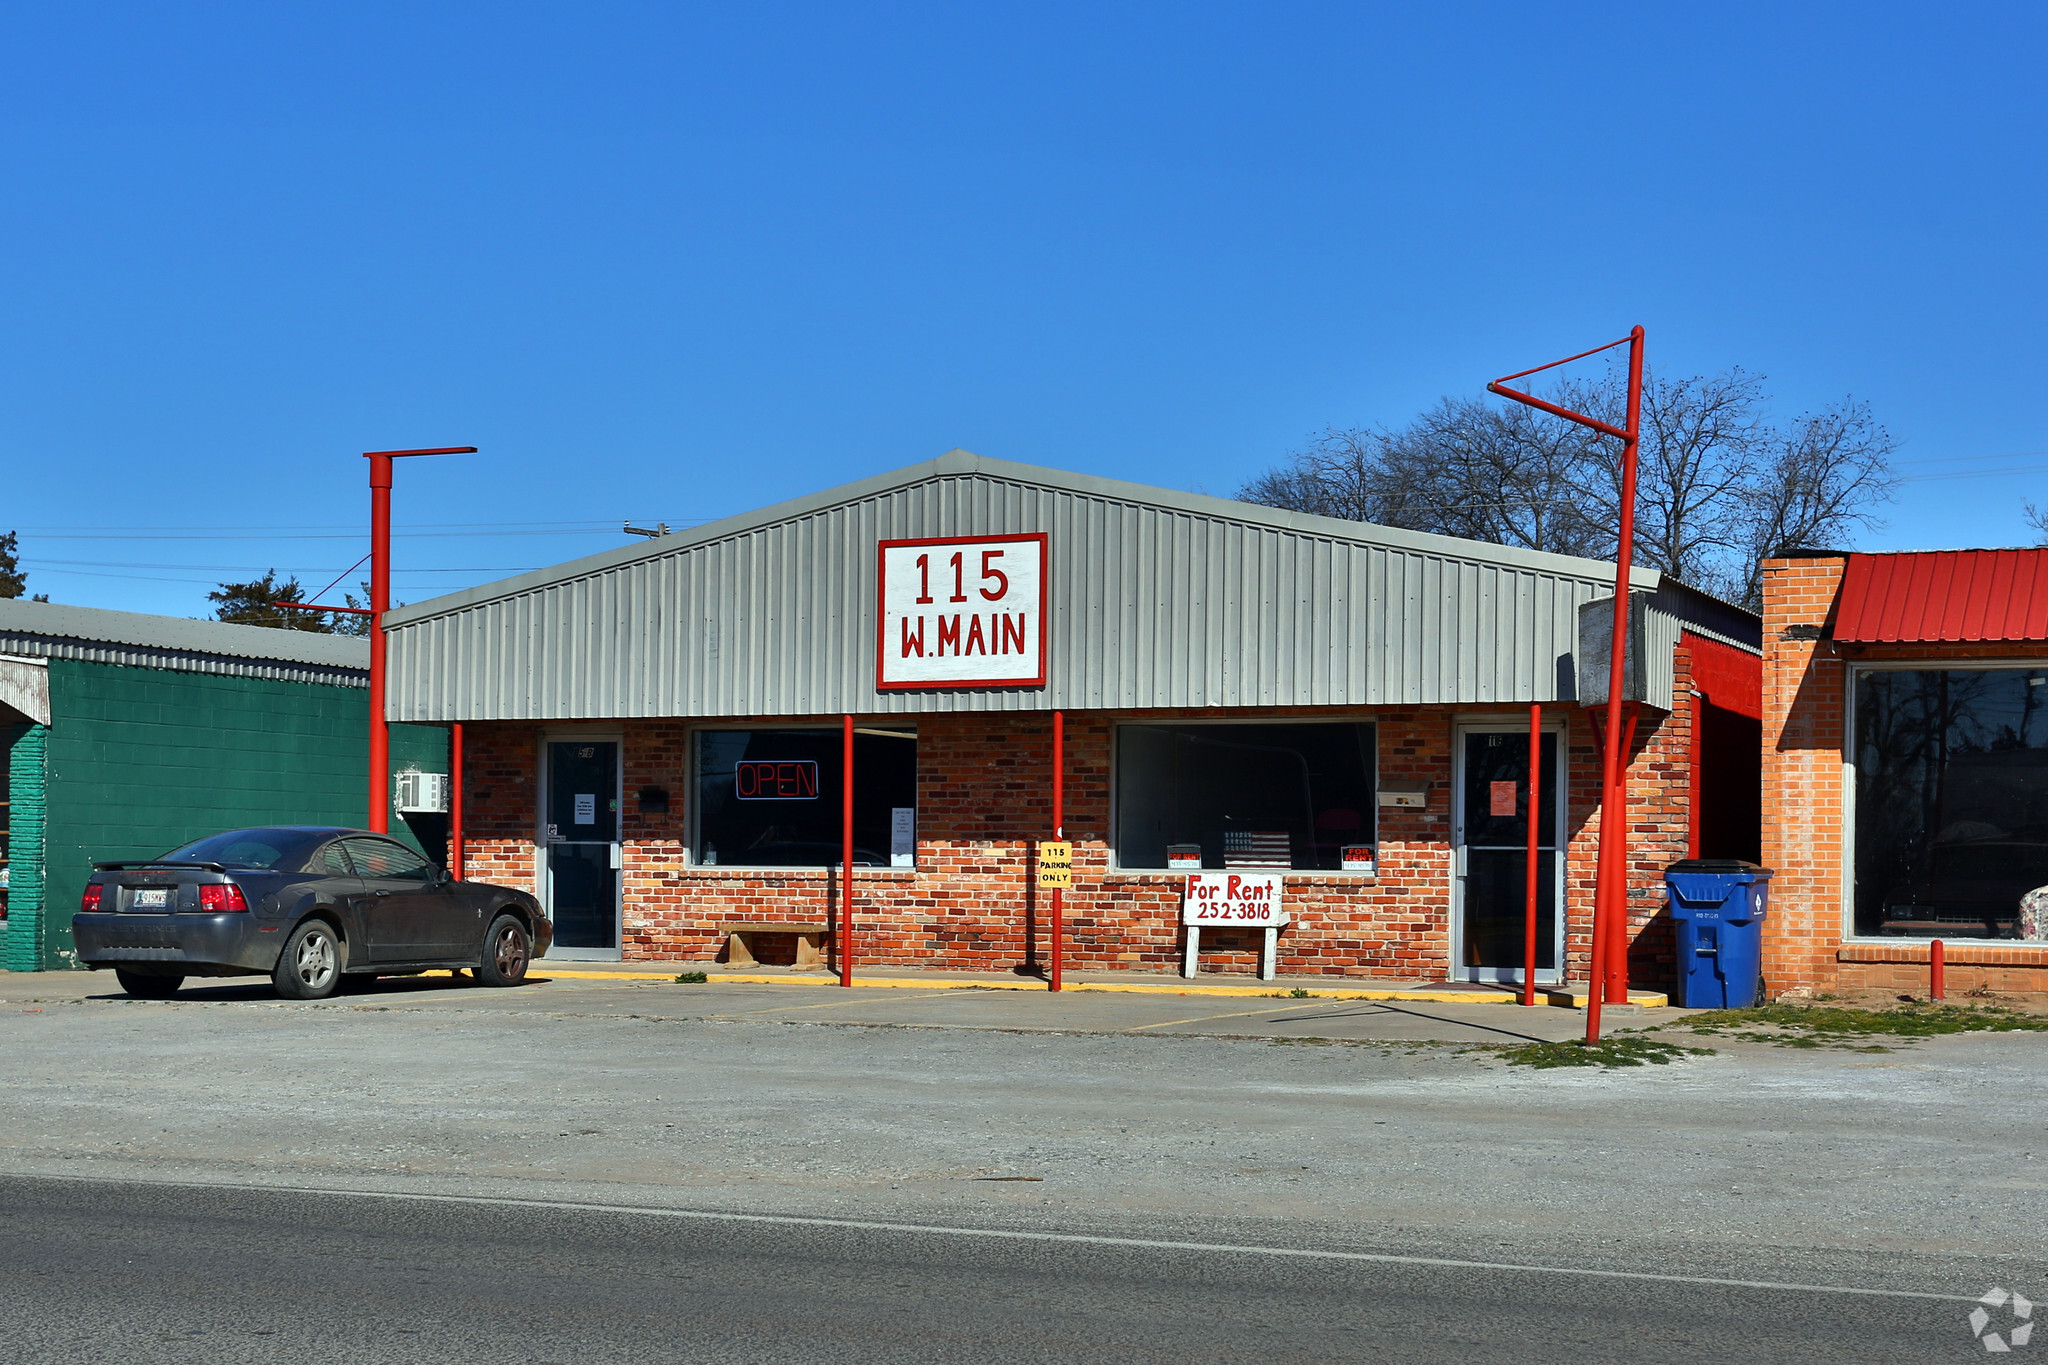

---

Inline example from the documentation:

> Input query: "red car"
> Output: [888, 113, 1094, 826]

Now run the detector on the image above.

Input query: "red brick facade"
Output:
[457, 681, 1725, 986]
[1761, 554, 2048, 995]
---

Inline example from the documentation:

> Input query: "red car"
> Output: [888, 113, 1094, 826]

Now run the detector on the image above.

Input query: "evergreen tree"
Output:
[0, 531, 49, 601]
[208, 571, 333, 631]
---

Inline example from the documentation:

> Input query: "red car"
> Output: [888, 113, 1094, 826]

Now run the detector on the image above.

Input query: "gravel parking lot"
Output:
[4, 970, 2044, 1289]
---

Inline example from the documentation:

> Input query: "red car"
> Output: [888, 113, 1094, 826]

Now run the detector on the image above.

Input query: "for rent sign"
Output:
[1182, 872, 1287, 926]
[877, 534, 1047, 690]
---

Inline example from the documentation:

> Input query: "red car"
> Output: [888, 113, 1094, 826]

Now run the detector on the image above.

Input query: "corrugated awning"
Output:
[1834, 550, 2048, 643]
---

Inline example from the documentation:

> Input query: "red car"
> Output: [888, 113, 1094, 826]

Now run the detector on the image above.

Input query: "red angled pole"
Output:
[1487, 327, 1643, 1042]
[1600, 333, 1647, 1007]
[363, 446, 475, 835]
[1050, 709, 1065, 993]
[449, 722, 465, 880]
[841, 714, 855, 988]
[1523, 703, 1541, 1007]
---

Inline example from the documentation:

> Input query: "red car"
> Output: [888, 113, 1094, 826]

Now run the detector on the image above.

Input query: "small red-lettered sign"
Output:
[1181, 872, 1288, 926]
[877, 534, 1048, 690]
[735, 760, 820, 800]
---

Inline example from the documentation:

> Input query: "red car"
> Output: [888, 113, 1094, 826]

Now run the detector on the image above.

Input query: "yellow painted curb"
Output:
[520, 966, 1668, 1008]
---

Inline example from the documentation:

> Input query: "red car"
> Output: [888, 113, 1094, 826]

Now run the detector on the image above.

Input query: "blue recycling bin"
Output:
[1664, 860, 1773, 1009]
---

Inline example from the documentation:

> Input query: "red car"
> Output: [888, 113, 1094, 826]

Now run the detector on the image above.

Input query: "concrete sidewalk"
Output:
[533, 960, 1672, 1007]
[0, 967, 1689, 1043]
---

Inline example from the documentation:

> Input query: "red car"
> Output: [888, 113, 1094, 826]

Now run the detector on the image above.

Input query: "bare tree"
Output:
[1241, 366, 1897, 611]
[1733, 400, 1898, 606]
[2023, 500, 2048, 545]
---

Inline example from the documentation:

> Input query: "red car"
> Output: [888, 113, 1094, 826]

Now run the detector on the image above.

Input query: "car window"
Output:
[318, 842, 355, 876]
[161, 829, 324, 870]
[342, 838, 437, 883]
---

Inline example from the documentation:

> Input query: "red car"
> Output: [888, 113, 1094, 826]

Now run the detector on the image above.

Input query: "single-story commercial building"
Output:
[1, 601, 448, 970]
[385, 452, 1762, 984]
[1763, 548, 2048, 996]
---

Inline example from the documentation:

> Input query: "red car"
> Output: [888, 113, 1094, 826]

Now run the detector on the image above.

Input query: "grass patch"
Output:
[1494, 1036, 1714, 1069]
[1673, 1002, 2048, 1048]
[1288, 987, 1313, 998]
[672, 971, 709, 984]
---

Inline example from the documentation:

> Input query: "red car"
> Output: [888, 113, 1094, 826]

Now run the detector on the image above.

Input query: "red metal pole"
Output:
[361, 446, 473, 836]
[1605, 702, 1640, 1005]
[1050, 709, 1064, 993]
[1588, 325, 1647, 1033]
[1523, 703, 1541, 1007]
[841, 714, 855, 988]
[1931, 939, 1946, 1001]
[449, 722, 465, 881]
[367, 454, 392, 832]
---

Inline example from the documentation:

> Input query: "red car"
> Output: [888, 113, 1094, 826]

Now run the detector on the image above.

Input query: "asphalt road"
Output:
[2, 1174, 1983, 1364]
[4, 973, 2043, 1362]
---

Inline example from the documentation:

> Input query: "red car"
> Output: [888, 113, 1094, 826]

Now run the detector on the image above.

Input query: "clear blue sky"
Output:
[4, 2, 2044, 616]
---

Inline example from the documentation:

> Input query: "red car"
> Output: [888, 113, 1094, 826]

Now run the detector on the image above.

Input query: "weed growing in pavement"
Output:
[1659, 1001, 2048, 1050]
[1490, 1036, 1714, 1069]
[672, 971, 709, 984]
[1288, 987, 1313, 998]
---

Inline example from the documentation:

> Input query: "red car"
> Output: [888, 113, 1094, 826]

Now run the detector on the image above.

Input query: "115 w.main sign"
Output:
[876, 534, 1048, 690]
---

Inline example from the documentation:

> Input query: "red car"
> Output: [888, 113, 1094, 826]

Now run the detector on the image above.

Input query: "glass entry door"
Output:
[545, 740, 620, 957]
[1452, 725, 1562, 985]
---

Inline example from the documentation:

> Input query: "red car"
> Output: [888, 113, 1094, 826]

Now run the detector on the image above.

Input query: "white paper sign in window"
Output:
[574, 793, 596, 825]
[890, 807, 916, 868]
[877, 534, 1047, 690]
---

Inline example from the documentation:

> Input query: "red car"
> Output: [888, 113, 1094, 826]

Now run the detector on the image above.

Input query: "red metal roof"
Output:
[1834, 550, 2048, 643]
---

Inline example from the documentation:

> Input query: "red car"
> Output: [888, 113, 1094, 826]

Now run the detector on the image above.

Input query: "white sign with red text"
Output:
[877, 534, 1048, 690]
[1181, 872, 1289, 927]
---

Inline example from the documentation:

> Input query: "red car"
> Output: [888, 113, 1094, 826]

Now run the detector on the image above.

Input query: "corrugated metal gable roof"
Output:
[383, 452, 1757, 721]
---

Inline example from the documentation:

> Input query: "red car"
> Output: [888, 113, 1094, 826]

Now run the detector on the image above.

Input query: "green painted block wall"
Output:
[3, 724, 48, 972]
[31, 658, 447, 971]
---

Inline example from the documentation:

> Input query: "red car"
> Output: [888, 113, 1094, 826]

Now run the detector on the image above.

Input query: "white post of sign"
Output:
[1181, 872, 1288, 982]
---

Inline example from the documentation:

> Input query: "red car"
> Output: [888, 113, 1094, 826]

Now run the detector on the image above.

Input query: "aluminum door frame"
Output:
[538, 730, 625, 961]
[1449, 719, 1568, 986]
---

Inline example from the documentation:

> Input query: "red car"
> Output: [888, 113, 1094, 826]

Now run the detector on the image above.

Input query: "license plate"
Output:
[132, 888, 169, 909]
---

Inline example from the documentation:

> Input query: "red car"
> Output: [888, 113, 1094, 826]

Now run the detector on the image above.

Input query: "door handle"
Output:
[374, 890, 390, 897]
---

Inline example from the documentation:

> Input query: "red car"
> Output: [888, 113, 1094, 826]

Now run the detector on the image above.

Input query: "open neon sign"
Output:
[735, 760, 820, 800]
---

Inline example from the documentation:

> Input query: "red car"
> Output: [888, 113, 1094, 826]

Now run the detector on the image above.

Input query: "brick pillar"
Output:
[1760, 554, 1849, 995]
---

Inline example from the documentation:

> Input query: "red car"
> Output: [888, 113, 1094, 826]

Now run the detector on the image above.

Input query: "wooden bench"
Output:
[724, 922, 832, 969]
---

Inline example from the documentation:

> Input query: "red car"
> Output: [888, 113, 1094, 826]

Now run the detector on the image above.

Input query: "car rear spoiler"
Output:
[92, 860, 231, 873]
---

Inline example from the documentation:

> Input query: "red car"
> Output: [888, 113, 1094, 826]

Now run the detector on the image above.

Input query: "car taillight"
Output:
[198, 884, 249, 912]
[80, 884, 104, 913]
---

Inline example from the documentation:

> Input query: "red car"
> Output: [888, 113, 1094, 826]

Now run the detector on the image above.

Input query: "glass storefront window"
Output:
[1855, 667, 2048, 939]
[694, 728, 917, 868]
[1115, 722, 1377, 871]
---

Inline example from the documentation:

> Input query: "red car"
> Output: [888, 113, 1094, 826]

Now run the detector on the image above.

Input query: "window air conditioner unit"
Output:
[396, 771, 451, 814]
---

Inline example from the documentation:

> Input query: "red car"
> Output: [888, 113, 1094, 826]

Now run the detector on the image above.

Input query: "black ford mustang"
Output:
[72, 826, 553, 1001]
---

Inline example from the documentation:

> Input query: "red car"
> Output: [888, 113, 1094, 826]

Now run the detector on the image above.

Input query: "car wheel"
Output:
[273, 920, 345, 1000]
[478, 913, 531, 987]
[115, 969, 183, 999]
